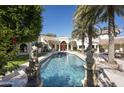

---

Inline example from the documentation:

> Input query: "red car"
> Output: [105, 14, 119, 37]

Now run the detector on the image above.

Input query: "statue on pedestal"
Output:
[26, 44, 41, 87]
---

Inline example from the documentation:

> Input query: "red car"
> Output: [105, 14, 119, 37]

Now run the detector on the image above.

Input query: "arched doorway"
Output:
[69, 41, 77, 51]
[20, 43, 27, 52]
[60, 41, 67, 51]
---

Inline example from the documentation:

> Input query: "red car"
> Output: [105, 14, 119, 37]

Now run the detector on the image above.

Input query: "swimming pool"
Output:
[40, 52, 86, 87]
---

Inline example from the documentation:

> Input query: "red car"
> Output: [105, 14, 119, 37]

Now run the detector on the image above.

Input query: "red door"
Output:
[60, 41, 67, 51]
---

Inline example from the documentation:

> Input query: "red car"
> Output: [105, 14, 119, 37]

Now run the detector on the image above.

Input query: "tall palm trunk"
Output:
[86, 25, 95, 87]
[108, 6, 115, 63]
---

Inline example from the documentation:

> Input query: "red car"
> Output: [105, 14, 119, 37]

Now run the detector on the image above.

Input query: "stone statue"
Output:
[26, 44, 41, 87]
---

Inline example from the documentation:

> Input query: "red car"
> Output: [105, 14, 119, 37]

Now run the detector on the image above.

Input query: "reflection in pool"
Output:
[40, 52, 86, 87]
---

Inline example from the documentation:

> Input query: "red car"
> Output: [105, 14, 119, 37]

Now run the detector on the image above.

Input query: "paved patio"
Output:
[95, 54, 124, 87]
[68, 51, 124, 87]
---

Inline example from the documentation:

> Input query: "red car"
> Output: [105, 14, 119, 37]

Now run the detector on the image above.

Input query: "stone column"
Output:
[71, 45, 73, 51]
[67, 43, 69, 51]
[77, 44, 79, 50]
[94, 45, 96, 49]
[96, 45, 99, 54]
[59, 43, 60, 51]
[55, 43, 57, 51]
[120, 44, 123, 53]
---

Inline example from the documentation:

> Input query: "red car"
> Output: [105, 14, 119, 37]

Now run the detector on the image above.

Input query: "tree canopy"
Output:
[42, 33, 57, 37]
[0, 5, 43, 75]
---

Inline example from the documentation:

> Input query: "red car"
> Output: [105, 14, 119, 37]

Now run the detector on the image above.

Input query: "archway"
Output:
[69, 41, 77, 51]
[60, 41, 67, 51]
[20, 43, 27, 52]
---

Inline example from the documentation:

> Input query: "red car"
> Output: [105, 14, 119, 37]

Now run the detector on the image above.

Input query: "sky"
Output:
[42, 5, 124, 37]
[42, 5, 76, 37]
[99, 15, 124, 36]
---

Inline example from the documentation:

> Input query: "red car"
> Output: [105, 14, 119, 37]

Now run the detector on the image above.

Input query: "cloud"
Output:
[119, 28, 124, 36]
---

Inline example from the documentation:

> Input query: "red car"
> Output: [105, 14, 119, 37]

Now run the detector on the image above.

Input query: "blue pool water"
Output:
[40, 52, 86, 87]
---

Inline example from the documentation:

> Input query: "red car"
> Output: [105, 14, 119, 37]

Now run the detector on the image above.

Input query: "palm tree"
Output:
[80, 5, 124, 63]
[72, 22, 86, 54]
[86, 25, 96, 87]
[74, 6, 99, 86]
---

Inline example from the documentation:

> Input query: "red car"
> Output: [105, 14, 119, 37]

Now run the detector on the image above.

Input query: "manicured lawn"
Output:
[5, 52, 49, 71]
[8, 55, 29, 66]
[6, 54, 29, 71]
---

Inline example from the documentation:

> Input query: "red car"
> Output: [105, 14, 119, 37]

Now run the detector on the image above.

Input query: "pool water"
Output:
[40, 52, 86, 87]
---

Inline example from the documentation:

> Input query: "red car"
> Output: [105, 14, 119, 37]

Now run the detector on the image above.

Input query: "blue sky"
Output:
[42, 5, 124, 37]
[99, 15, 124, 36]
[42, 5, 76, 37]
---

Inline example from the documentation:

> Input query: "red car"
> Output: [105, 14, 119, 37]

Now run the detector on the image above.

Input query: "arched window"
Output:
[20, 43, 27, 52]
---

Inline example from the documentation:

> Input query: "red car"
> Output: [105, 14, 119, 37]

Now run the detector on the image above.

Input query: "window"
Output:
[92, 45, 94, 48]
[79, 45, 82, 48]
